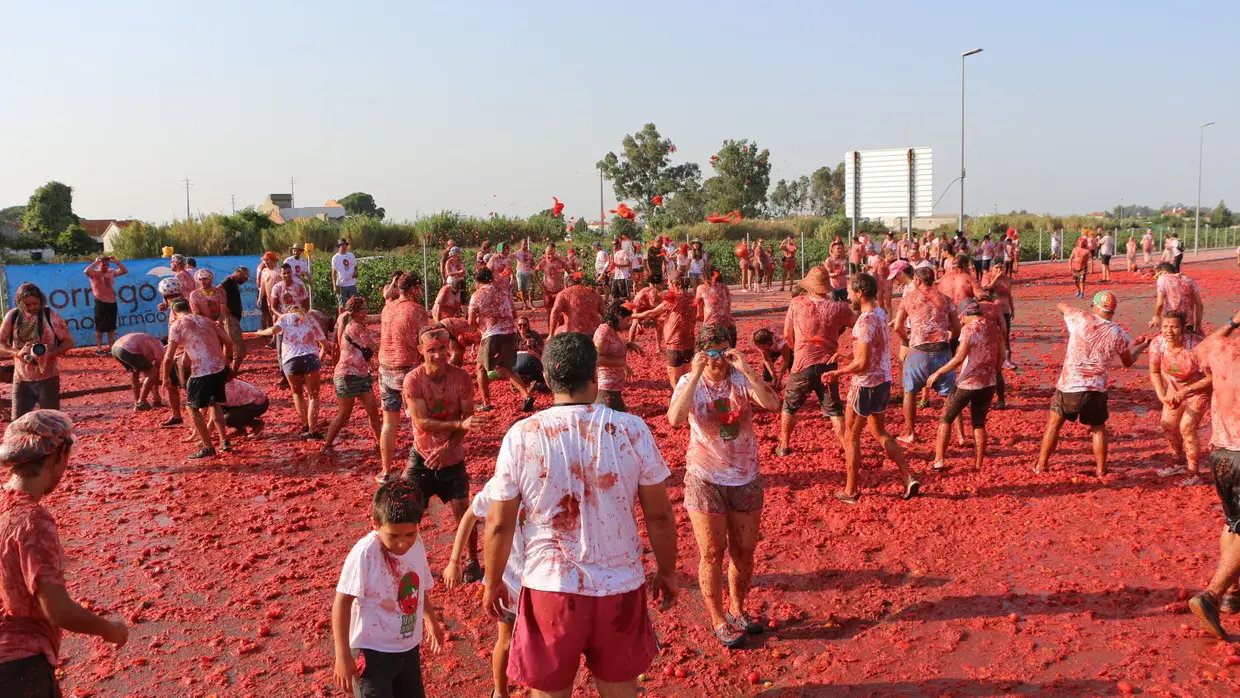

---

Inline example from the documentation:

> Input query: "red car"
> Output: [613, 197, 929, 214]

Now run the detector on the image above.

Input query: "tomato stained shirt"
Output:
[899, 287, 953, 348]
[694, 281, 733, 328]
[469, 283, 517, 338]
[335, 532, 433, 653]
[0, 489, 66, 665]
[1055, 307, 1133, 394]
[672, 369, 760, 487]
[1198, 333, 1240, 451]
[402, 364, 473, 468]
[169, 314, 229, 378]
[782, 296, 854, 373]
[850, 306, 891, 390]
[593, 324, 628, 392]
[489, 404, 670, 597]
[956, 317, 1001, 390]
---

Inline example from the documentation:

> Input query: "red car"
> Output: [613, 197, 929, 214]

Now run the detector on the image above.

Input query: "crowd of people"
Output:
[1, 229, 1238, 698]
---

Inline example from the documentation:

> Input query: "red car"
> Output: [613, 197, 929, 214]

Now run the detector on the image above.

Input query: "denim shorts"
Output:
[902, 346, 956, 396]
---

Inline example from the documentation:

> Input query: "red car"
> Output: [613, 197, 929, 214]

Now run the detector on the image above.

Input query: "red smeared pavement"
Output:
[34, 255, 1240, 696]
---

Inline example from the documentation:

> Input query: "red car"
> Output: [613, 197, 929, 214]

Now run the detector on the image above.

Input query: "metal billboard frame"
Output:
[844, 147, 933, 242]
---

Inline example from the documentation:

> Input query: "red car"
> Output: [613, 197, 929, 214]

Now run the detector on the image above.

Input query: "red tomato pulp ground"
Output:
[38, 253, 1240, 696]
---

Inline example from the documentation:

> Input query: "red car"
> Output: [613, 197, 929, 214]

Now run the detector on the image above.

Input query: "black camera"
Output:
[23, 343, 46, 363]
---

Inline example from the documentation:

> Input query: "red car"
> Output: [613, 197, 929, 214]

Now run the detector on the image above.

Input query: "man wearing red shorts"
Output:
[483, 332, 679, 697]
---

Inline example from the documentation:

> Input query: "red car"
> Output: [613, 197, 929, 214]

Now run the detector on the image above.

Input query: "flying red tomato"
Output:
[652, 195, 664, 207]
[552, 197, 564, 217]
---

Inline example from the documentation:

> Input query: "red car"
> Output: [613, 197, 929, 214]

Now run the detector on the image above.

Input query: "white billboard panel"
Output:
[844, 147, 933, 220]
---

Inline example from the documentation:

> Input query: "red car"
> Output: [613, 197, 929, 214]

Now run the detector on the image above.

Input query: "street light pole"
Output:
[959, 48, 983, 236]
[1195, 121, 1215, 254]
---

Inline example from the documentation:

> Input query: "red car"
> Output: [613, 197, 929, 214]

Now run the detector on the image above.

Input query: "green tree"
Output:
[1211, 199, 1233, 228]
[769, 180, 794, 217]
[809, 164, 845, 216]
[664, 180, 707, 225]
[0, 205, 25, 223]
[55, 223, 101, 255]
[22, 181, 79, 245]
[337, 192, 385, 219]
[571, 218, 588, 235]
[701, 139, 772, 219]
[596, 123, 701, 217]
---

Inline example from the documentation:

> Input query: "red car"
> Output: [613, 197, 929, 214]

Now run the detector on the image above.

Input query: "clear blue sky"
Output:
[2, 0, 1236, 224]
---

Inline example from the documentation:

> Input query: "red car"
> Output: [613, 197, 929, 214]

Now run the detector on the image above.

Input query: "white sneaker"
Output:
[1002, 360, 1016, 370]
[1156, 464, 1187, 477]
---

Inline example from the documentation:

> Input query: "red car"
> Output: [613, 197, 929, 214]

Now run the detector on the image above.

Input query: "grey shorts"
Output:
[336, 284, 360, 307]
[1211, 448, 1240, 534]
[12, 376, 60, 420]
[850, 381, 892, 417]
[683, 471, 764, 515]
[516, 272, 534, 294]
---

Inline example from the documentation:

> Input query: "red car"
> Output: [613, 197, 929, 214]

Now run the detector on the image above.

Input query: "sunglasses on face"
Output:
[705, 349, 726, 360]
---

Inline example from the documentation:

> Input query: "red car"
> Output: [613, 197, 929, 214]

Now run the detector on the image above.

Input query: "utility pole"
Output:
[182, 178, 192, 220]
[290, 176, 297, 207]
[599, 170, 606, 238]
[229, 194, 236, 213]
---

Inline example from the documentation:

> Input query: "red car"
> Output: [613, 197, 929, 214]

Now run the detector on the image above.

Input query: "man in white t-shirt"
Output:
[331, 238, 359, 308]
[592, 241, 611, 296]
[1099, 231, 1116, 282]
[284, 244, 310, 285]
[483, 332, 678, 696]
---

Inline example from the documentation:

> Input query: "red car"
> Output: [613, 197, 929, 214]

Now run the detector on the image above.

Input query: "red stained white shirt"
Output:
[899, 288, 953, 348]
[335, 532, 433, 653]
[672, 370, 760, 487]
[514, 250, 535, 275]
[956, 317, 1001, 390]
[1156, 274, 1200, 323]
[538, 256, 565, 293]
[270, 280, 309, 314]
[593, 324, 627, 392]
[336, 320, 377, 379]
[659, 291, 697, 351]
[224, 379, 266, 406]
[189, 287, 225, 321]
[1, 309, 70, 383]
[403, 364, 473, 468]
[85, 268, 120, 303]
[825, 257, 847, 289]
[850, 306, 891, 389]
[489, 404, 670, 596]
[0, 489, 65, 665]
[1055, 307, 1133, 393]
[432, 285, 460, 319]
[782, 296, 854, 373]
[695, 282, 733, 328]
[113, 332, 165, 365]
[169, 314, 228, 378]
[1198, 334, 1240, 451]
[469, 283, 516, 338]
[276, 312, 325, 361]
[379, 298, 429, 368]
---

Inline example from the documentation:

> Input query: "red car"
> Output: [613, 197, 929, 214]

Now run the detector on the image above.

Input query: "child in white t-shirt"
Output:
[333, 480, 445, 697]
[444, 479, 525, 698]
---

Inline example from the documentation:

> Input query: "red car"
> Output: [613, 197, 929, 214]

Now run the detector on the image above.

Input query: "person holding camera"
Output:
[0, 284, 74, 420]
[83, 255, 128, 355]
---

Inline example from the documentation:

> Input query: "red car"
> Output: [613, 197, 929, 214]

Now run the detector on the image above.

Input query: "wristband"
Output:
[1230, 319, 1240, 330]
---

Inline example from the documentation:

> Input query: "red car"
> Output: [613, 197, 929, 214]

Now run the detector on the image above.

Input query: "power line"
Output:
[182, 178, 192, 220]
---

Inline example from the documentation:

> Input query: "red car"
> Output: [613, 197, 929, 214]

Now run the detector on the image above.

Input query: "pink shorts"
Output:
[508, 586, 658, 691]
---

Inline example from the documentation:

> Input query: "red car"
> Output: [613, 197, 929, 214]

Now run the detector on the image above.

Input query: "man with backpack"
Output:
[0, 283, 74, 419]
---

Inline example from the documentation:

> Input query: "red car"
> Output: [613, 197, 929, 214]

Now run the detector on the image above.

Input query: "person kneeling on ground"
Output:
[208, 378, 269, 439]
[111, 331, 169, 413]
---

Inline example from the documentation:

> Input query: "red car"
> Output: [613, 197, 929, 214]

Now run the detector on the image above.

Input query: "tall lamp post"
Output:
[959, 48, 983, 236]
[1195, 121, 1215, 254]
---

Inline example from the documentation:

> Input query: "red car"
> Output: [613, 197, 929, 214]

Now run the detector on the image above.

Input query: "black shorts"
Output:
[782, 362, 843, 415]
[666, 348, 693, 367]
[186, 369, 228, 409]
[610, 278, 632, 299]
[848, 262, 861, 275]
[356, 646, 425, 698]
[940, 386, 996, 429]
[224, 399, 269, 428]
[1211, 448, 1240, 534]
[94, 300, 118, 333]
[1050, 389, 1108, 426]
[851, 381, 892, 417]
[596, 389, 626, 412]
[0, 654, 59, 698]
[402, 455, 469, 505]
[112, 344, 152, 373]
[1101, 254, 1112, 267]
[480, 333, 518, 372]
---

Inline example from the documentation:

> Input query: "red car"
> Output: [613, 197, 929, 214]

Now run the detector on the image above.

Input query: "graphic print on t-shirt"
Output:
[428, 397, 450, 419]
[714, 397, 740, 440]
[398, 570, 420, 633]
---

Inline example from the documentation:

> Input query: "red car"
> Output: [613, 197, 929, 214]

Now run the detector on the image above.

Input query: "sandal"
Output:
[713, 624, 745, 650]
[725, 611, 765, 635]
[917, 399, 931, 409]
[1221, 592, 1240, 615]
[931, 461, 948, 471]
[188, 447, 216, 460]
[374, 472, 390, 485]
[835, 491, 860, 505]
[220, 440, 233, 453]
[1189, 591, 1230, 641]
[903, 479, 922, 500]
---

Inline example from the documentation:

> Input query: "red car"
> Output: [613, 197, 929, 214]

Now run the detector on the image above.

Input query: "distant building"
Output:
[882, 214, 960, 232]
[1162, 207, 1190, 217]
[1087, 211, 1110, 219]
[101, 221, 136, 253]
[258, 194, 346, 225]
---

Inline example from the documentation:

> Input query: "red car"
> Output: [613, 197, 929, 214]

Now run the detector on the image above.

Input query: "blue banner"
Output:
[4, 255, 265, 345]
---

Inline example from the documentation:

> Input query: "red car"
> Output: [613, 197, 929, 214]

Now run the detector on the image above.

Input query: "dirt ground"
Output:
[33, 253, 1240, 697]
